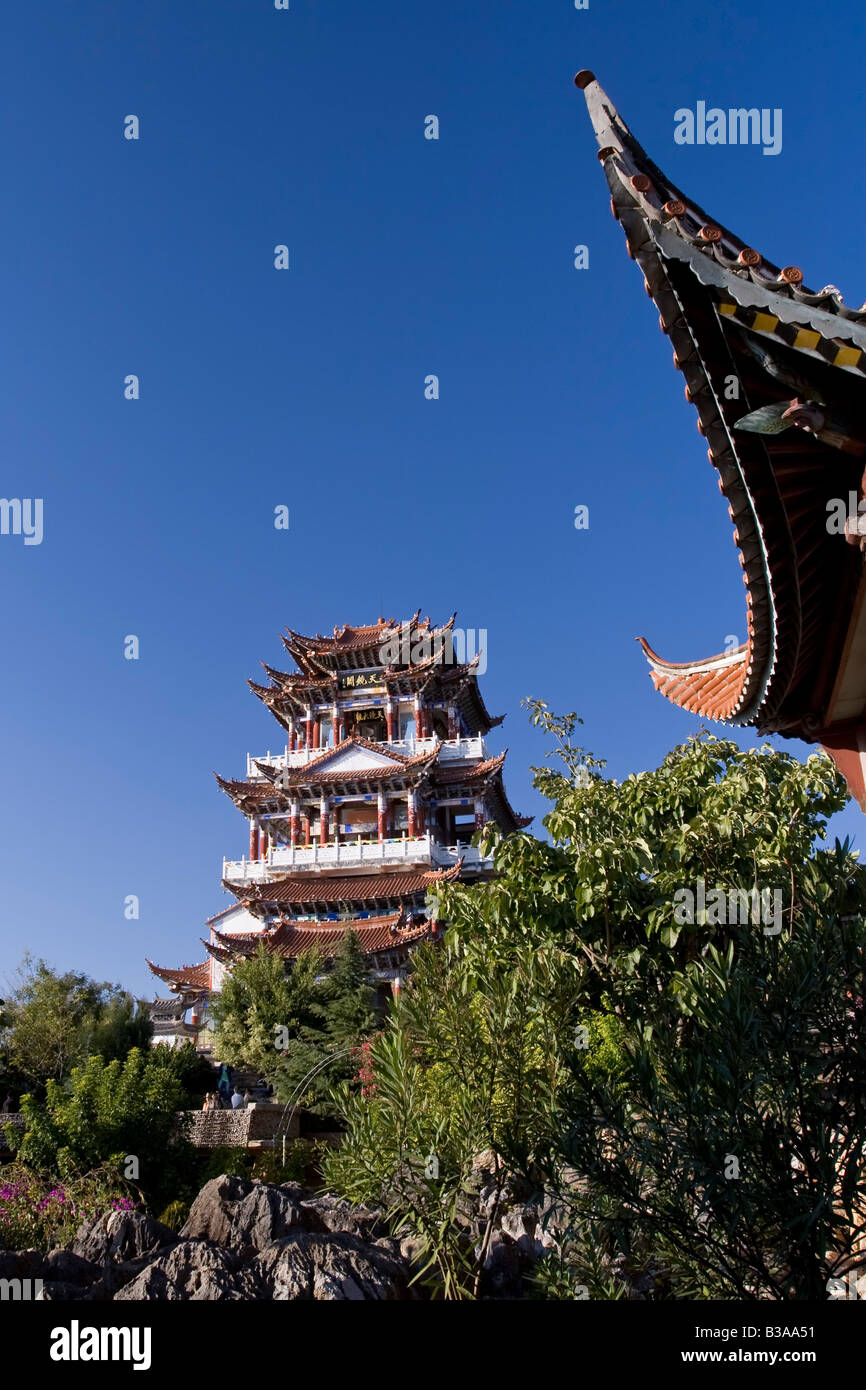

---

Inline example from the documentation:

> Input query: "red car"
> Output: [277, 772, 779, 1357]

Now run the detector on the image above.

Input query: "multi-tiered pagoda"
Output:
[147, 612, 530, 1039]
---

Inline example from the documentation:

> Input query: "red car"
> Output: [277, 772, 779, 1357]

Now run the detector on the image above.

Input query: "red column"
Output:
[386, 701, 395, 742]
[260, 824, 269, 859]
[416, 802, 426, 836]
[290, 801, 300, 847]
[305, 711, 313, 748]
[377, 789, 387, 842]
[249, 820, 257, 860]
[304, 814, 311, 847]
[407, 790, 416, 839]
[320, 795, 329, 845]
[313, 717, 320, 751]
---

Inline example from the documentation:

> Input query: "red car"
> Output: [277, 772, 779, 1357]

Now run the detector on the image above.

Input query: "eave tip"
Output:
[574, 70, 596, 90]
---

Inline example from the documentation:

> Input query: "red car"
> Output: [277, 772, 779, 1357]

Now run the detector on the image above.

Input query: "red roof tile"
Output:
[145, 959, 211, 991]
[207, 911, 431, 961]
[230, 863, 461, 907]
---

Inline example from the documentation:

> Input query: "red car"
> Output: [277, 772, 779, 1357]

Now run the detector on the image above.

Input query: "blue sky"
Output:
[2, 0, 864, 999]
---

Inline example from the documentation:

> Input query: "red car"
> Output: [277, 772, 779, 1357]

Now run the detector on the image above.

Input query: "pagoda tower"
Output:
[147, 611, 530, 1029]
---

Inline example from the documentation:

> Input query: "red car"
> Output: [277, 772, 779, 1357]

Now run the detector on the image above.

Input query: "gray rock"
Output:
[43, 1248, 100, 1285]
[251, 1231, 413, 1300]
[72, 1210, 176, 1265]
[299, 1193, 387, 1241]
[179, 1174, 253, 1245]
[181, 1175, 304, 1253]
[115, 1240, 260, 1301]
[35, 1280, 91, 1301]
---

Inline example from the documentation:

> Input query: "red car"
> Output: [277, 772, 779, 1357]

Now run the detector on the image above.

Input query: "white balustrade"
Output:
[222, 833, 435, 885]
[246, 736, 487, 779]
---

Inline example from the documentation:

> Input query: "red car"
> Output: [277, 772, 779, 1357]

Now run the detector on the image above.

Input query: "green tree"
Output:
[1, 957, 152, 1089]
[210, 942, 323, 1079]
[212, 934, 379, 1113]
[12, 1048, 195, 1211]
[275, 932, 379, 1111]
[326, 709, 866, 1299]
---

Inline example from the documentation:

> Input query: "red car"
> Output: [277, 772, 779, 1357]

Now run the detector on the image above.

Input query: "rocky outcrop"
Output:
[251, 1231, 410, 1300]
[27, 1176, 418, 1301]
[115, 1240, 261, 1301]
[72, 1210, 177, 1265]
[14, 1169, 585, 1301]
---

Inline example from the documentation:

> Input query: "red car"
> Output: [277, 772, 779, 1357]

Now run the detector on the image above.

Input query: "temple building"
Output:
[576, 73, 866, 807]
[147, 612, 530, 1037]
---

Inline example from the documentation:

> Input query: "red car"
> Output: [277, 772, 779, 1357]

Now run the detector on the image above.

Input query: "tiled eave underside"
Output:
[582, 74, 865, 733]
[227, 864, 462, 913]
[607, 173, 862, 728]
[251, 668, 504, 734]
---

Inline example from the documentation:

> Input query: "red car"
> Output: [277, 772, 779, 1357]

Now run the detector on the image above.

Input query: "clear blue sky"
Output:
[2, 0, 864, 999]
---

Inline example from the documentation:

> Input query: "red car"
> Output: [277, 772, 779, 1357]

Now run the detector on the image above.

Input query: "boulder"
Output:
[0, 1249, 45, 1280]
[115, 1240, 260, 1301]
[43, 1248, 100, 1286]
[226, 1184, 307, 1255]
[72, 1210, 176, 1265]
[251, 1231, 413, 1300]
[35, 1280, 93, 1301]
[298, 1193, 387, 1241]
[179, 1174, 253, 1246]
[181, 1176, 305, 1253]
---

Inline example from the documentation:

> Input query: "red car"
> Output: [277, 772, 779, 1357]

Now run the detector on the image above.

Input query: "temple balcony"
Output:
[223, 834, 435, 884]
[246, 736, 488, 779]
[222, 834, 495, 885]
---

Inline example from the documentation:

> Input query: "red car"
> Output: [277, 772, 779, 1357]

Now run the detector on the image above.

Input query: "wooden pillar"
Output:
[304, 813, 311, 848]
[320, 793, 329, 845]
[377, 788, 387, 842]
[385, 699, 395, 743]
[290, 799, 300, 847]
[447, 703, 459, 740]
[407, 788, 417, 839]
[332, 701, 340, 746]
[313, 716, 320, 751]
[249, 819, 258, 860]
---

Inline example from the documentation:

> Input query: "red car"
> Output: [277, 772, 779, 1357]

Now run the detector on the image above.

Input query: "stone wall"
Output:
[1, 1107, 300, 1155]
[186, 1104, 299, 1148]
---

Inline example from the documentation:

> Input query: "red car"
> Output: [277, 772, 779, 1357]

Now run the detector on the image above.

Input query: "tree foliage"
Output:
[210, 934, 377, 1109]
[0, 956, 152, 1093]
[11, 1048, 194, 1211]
[326, 707, 866, 1299]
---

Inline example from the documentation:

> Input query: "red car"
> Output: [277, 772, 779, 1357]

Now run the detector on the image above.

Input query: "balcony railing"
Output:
[246, 736, 487, 779]
[222, 835, 495, 885]
[223, 834, 434, 885]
